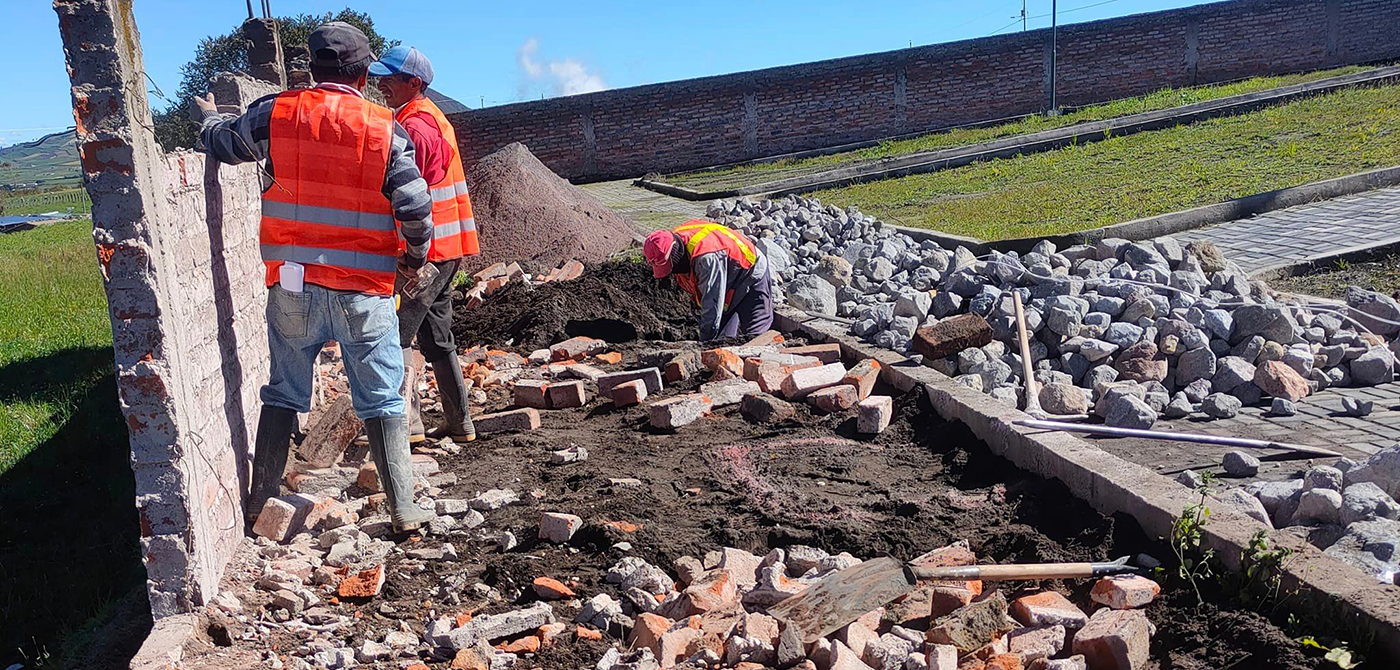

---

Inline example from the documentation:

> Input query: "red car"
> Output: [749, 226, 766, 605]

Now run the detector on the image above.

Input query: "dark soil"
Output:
[459, 142, 637, 276]
[453, 260, 698, 350]
[1273, 254, 1400, 300]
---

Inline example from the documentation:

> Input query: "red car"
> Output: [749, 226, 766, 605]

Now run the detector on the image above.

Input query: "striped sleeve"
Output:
[198, 94, 276, 165]
[385, 122, 434, 264]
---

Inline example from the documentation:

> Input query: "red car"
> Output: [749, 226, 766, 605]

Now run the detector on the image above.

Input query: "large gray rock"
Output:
[1202, 393, 1242, 419]
[1303, 466, 1344, 492]
[1212, 357, 1255, 393]
[1230, 304, 1297, 345]
[1249, 479, 1303, 517]
[1217, 488, 1273, 528]
[786, 275, 838, 316]
[1349, 347, 1394, 387]
[1323, 518, 1400, 582]
[1040, 382, 1090, 415]
[1346, 285, 1400, 337]
[1176, 347, 1217, 383]
[1221, 449, 1259, 477]
[1293, 489, 1343, 526]
[815, 255, 854, 288]
[1103, 393, 1157, 430]
[1341, 483, 1400, 526]
[1348, 447, 1400, 499]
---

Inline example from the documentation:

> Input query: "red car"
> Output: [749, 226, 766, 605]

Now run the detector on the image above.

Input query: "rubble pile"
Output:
[708, 196, 1400, 428]
[579, 542, 1160, 670]
[460, 258, 585, 310]
[1194, 446, 1400, 584]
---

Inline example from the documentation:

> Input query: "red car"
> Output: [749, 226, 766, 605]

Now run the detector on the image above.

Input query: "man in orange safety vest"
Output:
[372, 45, 481, 446]
[644, 220, 774, 342]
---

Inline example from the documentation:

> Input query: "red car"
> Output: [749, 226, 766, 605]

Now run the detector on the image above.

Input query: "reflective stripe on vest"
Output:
[671, 220, 759, 308]
[396, 97, 479, 260]
[264, 88, 398, 295]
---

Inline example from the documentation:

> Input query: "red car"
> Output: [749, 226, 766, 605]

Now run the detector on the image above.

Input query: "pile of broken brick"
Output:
[572, 541, 1163, 670]
[460, 259, 585, 310]
[221, 509, 1163, 670]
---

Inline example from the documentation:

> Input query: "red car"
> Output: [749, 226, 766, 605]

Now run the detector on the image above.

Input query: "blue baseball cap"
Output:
[369, 45, 434, 86]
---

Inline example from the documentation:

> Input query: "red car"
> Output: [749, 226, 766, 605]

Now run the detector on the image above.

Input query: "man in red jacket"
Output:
[372, 46, 481, 445]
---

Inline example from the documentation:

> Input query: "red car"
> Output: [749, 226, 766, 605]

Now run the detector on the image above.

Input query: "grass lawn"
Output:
[0, 218, 147, 668]
[1273, 255, 1400, 300]
[807, 83, 1400, 241]
[666, 65, 1377, 192]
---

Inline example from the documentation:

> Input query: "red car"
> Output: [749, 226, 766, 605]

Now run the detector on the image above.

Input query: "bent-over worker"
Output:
[194, 22, 435, 533]
[643, 220, 773, 342]
[371, 45, 481, 445]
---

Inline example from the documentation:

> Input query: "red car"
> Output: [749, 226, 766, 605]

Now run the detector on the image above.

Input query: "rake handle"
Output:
[911, 561, 1129, 581]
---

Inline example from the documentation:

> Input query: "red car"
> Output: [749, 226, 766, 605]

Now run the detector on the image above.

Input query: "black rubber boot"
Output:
[401, 347, 426, 443]
[365, 414, 435, 532]
[247, 405, 298, 520]
[425, 353, 476, 443]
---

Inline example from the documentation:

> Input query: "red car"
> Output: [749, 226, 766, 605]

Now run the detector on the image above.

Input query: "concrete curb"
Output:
[640, 66, 1400, 202]
[772, 306, 1400, 662]
[885, 164, 1400, 256]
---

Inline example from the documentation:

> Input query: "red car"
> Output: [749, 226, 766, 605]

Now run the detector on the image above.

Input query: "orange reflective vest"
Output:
[263, 88, 399, 295]
[396, 96, 479, 260]
[671, 220, 758, 309]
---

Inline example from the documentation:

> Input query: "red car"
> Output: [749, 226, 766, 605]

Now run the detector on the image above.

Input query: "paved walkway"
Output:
[580, 179, 709, 232]
[1173, 185, 1400, 274]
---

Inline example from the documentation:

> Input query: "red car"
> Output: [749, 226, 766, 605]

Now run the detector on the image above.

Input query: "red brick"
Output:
[532, 577, 576, 599]
[857, 395, 894, 434]
[251, 494, 316, 542]
[1090, 575, 1161, 610]
[701, 348, 744, 376]
[476, 408, 541, 434]
[594, 351, 623, 365]
[840, 359, 881, 399]
[628, 612, 671, 658]
[1072, 608, 1151, 670]
[498, 635, 540, 654]
[513, 380, 550, 408]
[647, 394, 713, 429]
[1011, 591, 1087, 629]
[612, 378, 649, 406]
[337, 564, 385, 598]
[807, 384, 859, 412]
[546, 380, 587, 408]
[781, 343, 842, 364]
[743, 330, 785, 347]
[780, 362, 847, 399]
[550, 336, 604, 362]
[913, 314, 993, 360]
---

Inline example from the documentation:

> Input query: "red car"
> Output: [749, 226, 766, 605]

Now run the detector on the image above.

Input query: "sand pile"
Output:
[461, 142, 637, 275]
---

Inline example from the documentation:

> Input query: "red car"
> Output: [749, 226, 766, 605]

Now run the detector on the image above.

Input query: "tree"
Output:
[153, 8, 398, 151]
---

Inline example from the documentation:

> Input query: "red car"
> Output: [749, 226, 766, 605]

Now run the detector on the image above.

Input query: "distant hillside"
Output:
[0, 129, 80, 189]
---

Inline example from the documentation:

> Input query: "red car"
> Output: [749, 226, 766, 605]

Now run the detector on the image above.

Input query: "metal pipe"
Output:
[1014, 419, 1343, 458]
[1050, 0, 1058, 112]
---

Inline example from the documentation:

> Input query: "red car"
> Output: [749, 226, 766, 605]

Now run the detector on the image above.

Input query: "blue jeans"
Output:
[262, 284, 405, 420]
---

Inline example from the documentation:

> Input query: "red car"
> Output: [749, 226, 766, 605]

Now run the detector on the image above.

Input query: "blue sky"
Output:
[3, 0, 1217, 147]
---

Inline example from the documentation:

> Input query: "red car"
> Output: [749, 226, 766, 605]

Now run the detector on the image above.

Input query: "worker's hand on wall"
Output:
[188, 93, 217, 123]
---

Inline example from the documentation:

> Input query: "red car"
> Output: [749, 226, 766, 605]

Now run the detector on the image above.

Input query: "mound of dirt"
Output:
[453, 260, 697, 350]
[461, 142, 637, 275]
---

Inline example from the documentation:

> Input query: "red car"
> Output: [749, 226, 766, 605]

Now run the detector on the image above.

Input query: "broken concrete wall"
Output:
[449, 0, 1400, 181]
[55, 0, 277, 618]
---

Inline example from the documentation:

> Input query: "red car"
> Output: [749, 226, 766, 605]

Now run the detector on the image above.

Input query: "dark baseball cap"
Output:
[308, 22, 371, 68]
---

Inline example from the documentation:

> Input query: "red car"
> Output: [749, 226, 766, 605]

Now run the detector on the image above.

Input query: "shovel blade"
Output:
[768, 556, 916, 643]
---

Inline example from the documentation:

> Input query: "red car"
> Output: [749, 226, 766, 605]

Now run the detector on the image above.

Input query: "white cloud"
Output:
[516, 38, 607, 99]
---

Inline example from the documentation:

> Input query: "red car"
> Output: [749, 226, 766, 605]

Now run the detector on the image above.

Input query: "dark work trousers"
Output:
[397, 258, 462, 361]
[717, 269, 775, 340]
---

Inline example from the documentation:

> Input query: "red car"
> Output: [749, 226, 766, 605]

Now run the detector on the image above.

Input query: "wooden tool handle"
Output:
[912, 562, 1101, 581]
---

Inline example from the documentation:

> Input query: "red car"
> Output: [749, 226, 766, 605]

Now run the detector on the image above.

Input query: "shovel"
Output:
[769, 556, 1137, 643]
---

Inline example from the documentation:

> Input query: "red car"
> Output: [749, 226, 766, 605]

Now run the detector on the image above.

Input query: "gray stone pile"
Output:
[1193, 446, 1400, 584]
[708, 196, 1399, 429]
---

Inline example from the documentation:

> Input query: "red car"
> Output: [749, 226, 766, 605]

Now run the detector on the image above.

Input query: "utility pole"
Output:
[1022, 0, 1027, 31]
[1049, 0, 1058, 113]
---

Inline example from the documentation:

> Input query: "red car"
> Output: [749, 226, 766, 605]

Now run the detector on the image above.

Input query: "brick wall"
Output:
[56, 0, 273, 618]
[447, 0, 1400, 181]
